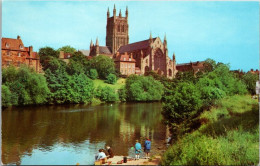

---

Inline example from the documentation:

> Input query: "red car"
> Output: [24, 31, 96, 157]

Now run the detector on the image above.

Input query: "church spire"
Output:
[164, 33, 167, 42]
[90, 39, 93, 48]
[113, 4, 116, 16]
[126, 6, 128, 18]
[119, 9, 122, 17]
[149, 32, 153, 44]
[96, 37, 99, 46]
[107, 7, 110, 18]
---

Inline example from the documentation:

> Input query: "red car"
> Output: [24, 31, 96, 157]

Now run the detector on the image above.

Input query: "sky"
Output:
[2, 1, 259, 71]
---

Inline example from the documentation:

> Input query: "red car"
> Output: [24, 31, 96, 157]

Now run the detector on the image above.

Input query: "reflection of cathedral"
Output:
[89, 5, 177, 78]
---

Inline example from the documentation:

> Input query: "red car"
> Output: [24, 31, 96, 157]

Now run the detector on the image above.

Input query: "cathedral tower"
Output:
[106, 5, 129, 54]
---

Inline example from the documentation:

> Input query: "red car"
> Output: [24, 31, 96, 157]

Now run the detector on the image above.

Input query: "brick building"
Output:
[114, 52, 136, 76]
[1, 36, 42, 73]
[176, 61, 205, 74]
[89, 5, 177, 78]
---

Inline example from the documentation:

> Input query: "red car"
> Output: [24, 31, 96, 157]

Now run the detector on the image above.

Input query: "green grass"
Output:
[161, 95, 259, 165]
[93, 78, 126, 90]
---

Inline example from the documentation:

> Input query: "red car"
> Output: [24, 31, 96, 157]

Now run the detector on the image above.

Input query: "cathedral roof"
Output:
[118, 37, 157, 53]
[99, 46, 112, 55]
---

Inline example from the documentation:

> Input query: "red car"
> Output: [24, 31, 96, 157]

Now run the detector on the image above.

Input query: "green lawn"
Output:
[93, 78, 126, 90]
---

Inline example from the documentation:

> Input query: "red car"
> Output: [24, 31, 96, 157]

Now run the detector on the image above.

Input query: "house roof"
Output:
[115, 54, 136, 62]
[79, 49, 90, 56]
[2, 37, 26, 51]
[99, 46, 112, 55]
[118, 38, 156, 53]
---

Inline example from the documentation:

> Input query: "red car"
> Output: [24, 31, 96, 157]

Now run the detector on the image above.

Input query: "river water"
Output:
[2, 102, 168, 165]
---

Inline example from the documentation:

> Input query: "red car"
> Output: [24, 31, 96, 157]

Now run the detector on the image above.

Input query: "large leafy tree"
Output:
[57, 45, 77, 54]
[2, 65, 50, 106]
[242, 72, 259, 95]
[89, 55, 116, 79]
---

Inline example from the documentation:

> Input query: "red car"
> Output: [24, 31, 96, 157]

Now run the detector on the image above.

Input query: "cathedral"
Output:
[89, 5, 177, 78]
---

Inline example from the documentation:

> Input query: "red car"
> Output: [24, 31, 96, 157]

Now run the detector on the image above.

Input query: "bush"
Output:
[105, 73, 117, 84]
[89, 68, 98, 79]
[125, 75, 164, 101]
[2, 65, 50, 106]
[1, 85, 12, 107]
[95, 86, 118, 102]
[118, 88, 127, 102]
[242, 72, 259, 95]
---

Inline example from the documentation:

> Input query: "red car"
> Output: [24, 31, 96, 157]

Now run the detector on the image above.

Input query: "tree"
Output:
[89, 69, 98, 79]
[95, 86, 118, 102]
[125, 75, 164, 101]
[89, 55, 116, 79]
[2, 85, 12, 107]
[105, 73, 117, 84]
[39, 47, 59, 59]
[242, 72, 259, 95]
[57, 45, 76, 54]
[2, 65, 50, 106]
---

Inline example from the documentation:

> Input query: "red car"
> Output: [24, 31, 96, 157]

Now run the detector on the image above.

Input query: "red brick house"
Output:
[176, 61, 205, 74]
[114, 52, 136, 76]
[1, 36, 42, 73]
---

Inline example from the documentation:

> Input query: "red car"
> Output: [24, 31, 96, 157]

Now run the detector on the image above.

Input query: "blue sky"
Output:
[2, 1, 259, 71]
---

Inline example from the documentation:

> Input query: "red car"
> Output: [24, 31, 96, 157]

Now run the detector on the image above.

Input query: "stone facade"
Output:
[89, 5, 177, 79]
[1, 36, 42, 73]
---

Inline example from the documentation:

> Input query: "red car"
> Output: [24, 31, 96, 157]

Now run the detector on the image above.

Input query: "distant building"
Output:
[176, 61, 205, 74]
[249, 69, 259, 75]
[114, 52, 136, 76]
[59, 51, 72, 64]
[1, 36, 42, 73]
[89, 5, 177, 78]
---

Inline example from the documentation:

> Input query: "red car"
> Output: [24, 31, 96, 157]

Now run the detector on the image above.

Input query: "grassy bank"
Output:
[93, 78, 125, 90]
[161, 95, 259, 165]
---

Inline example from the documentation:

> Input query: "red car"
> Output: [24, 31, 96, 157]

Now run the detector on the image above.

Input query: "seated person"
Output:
[95, 149, 107, 161]
[106, 146, 114, 158]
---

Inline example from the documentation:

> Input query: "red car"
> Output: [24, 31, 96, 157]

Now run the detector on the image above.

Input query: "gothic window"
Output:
[118, 25, 120, 32]
[122, 25, 124, 32]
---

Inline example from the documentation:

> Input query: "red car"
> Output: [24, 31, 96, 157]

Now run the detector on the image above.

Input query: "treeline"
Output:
[162, 59, 258, 138]
[160, 59, 259, 165]
[2, 46, 164, 107]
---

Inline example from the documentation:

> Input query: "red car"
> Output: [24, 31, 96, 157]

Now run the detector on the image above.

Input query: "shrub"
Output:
[95, 86, 118, 102]
[125, 75, 164, 101]
[105, 73, 117, 84]
[1, 85, 12, 107]
[89, 68, 98, 79]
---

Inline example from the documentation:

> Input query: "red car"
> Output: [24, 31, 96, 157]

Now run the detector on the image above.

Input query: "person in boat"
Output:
[106, 145, 114, 158]
[134, 140, 142, 160]
[95, 149, 107, 161]
[144, 137, 151, 159]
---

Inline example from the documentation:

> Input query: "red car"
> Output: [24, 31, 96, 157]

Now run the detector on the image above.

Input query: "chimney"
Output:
[29, 46, 33, 57]
[17, 35, 21, 40]
[59, 51, 65, 59]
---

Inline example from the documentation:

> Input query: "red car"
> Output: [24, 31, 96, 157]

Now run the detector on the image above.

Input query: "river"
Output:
[2, 102, 168, 165]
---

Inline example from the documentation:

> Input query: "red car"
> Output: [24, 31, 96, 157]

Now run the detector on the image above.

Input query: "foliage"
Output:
[161, 95, 259, 165]
[125, 75, 164, 101]
[57, 45, 76, 54]
[242, 72, 259, 95]
[89, 69, 98, 79]
[118, 88, 127, 102]
[66, 51, 90, 75]
[2, 85, 12, 107]
[39, 46, 59, 60]
[95, 86, 118, 102]
[2, 65, 50, 106]
[89, 55, 116, 79]
[105, 73, 117, 84]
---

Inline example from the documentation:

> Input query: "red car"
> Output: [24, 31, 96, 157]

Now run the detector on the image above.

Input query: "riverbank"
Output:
[105, 155, 161, 165]
[161, 95, 259, 165]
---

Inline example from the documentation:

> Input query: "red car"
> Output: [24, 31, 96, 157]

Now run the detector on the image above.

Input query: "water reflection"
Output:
[2, 102, 166, 165]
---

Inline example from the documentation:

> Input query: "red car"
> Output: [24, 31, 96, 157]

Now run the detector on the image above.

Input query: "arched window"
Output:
[122, 25, 124, 32]
[118, 25, 120, 32]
